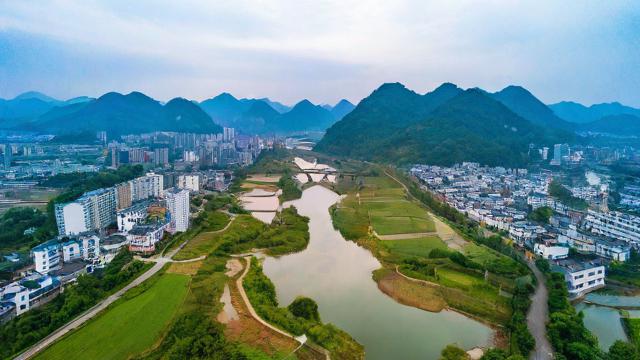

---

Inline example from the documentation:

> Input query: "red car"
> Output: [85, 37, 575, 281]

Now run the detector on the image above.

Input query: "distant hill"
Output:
[267, 99, 336, 133]
[579, 114, 640, 136]
[490, 86, 573, 130]
[316, 83, 572, 167]
[549, 101, 640, 124]
[20, 92, 221, 136]
[0, 92, 94, 128]
[256, 98, 291, 113]
[198, 93, 249, 127]
[198, 93, 338, 134]
[330, 99, 355, 120]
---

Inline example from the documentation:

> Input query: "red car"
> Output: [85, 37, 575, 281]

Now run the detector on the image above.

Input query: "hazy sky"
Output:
[0, 1, 638, 106]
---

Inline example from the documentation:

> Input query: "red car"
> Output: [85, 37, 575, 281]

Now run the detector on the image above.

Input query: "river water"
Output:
[262, 185, 493, 359]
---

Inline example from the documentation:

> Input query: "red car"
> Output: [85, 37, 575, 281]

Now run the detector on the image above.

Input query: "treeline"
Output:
[0, 207, 48, 253]
[278, 168, 302, 202]
[536, 259, 638, 360]
[244, 257, 364, 359]
[548, 179, 588, 210]
[0, 250, 148, 359]
[390, 168, 535, 357]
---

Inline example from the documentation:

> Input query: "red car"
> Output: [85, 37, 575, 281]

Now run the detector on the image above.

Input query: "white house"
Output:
[534, 243, 569, 260]
[553, 259, 605, 297]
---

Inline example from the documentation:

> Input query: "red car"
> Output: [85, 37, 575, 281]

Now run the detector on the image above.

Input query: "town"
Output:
[410, 143, 640, 298]
[0, 127, 275, 322]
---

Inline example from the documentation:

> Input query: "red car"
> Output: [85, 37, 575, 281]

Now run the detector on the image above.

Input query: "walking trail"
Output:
[526, 261, 553, 360]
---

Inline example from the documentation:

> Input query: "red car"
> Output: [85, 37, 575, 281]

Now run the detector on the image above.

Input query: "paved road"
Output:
[15, 259, 169, 360]
[526, 261, 554, 360]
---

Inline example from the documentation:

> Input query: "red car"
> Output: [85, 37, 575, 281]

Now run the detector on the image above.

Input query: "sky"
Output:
[0, 0, 638, 107]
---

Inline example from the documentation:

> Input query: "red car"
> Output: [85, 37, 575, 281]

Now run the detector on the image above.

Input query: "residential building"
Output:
[55, 188, 117, 236]
[165, 188, 189, 233]
[595, 238, 631, 262]
[115, 182, 132, 210]
[584, 210, 640, 247]
[177, 174, 200, 192]
[32, 235, 100, 274]
[127, 223, 168, 253]
[117, 201, 149, 232]
[534, 243, 569, 260]
[130, 173, 163, 202]
[0, 273, 61, 316]
[154, 147, 169, 167]
[553, 259, 605, 297]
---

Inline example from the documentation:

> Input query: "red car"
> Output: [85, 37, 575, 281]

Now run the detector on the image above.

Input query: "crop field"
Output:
[380, 236, 447, 259]
[36, 273, 190, 360]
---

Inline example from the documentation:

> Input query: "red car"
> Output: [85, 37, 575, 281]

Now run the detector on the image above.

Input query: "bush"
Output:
[288, 297, 320, 322]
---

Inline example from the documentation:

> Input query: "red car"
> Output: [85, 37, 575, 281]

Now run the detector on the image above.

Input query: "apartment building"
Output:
[584, 210, 640, 247]
[177, 174, 200, 192]
[0, 273, 61, 317]
[165, 188, 189, 233]
[32, 235, 100, 274]
[117, 201, 150, 232]
[55, 187, 116, 236]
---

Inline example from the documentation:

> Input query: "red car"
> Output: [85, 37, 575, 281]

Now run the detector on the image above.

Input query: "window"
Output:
[597, 270, 603, 274]
[588, 272, 595, 277]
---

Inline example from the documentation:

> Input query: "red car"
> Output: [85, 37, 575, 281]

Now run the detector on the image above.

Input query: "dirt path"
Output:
[526, 261, 553, 360]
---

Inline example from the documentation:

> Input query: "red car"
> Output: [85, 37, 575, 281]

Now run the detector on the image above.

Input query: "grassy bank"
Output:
[244, 257, 364, 359]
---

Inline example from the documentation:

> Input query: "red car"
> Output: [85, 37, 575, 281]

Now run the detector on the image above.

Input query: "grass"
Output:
[36, 273, 190, 360]
[380, 236, 447, 259]
[173, 215, 260, 261]
[624, 318, 640, 348]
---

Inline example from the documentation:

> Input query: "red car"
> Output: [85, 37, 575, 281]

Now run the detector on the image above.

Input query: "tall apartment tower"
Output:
[154, 148, 169, 167]
[165, 188, 190, 233]
[55, 188, 117, 235]
[3, 144, 12, 169]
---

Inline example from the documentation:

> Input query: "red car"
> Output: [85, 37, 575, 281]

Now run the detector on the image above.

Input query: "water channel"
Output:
[262, 185, 493, 359]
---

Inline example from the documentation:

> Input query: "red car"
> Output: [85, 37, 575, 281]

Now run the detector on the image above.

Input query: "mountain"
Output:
[579, 114, 640, 136]
[315, 82, 463, 155]
[549, 101, 640, 124]
[330, 99, 355, 120]
[316, 83, 570, 167]
[198, 93, 249, 126]
[490, 86, 572, 130]
[13, 91, 61, 104]
[235, 100, 281, 134]
[198, 93, 338, 134]
[267, 99, 336, 133]
[0, 92, 95, 128]
[253, 98, 290, 113]
[22, 92, 221, 136]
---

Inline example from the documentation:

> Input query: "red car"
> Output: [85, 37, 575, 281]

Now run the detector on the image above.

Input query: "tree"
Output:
[528, 206, 553, 224]
[287, 297, 320, 322]
[481, 348, 507, 360]
[440, 344, 468, 360]
[607, 340, 638, 360]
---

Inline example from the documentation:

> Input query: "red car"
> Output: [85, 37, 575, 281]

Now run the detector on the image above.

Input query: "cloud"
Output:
[0, 0, 638, 106]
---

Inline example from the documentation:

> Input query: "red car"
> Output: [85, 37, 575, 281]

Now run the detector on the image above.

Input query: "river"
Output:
[262, 185, 493, 359]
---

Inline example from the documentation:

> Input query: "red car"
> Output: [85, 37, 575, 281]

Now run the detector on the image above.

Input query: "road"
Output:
[16, 213, 237, 359]
[14, 259, 169, 360]
[526, 261, 554, 360]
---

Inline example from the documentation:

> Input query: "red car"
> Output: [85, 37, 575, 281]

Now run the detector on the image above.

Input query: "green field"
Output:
[36, 273, 190, 360]
[174, 215, 262, 260]
[332, 175, 435, 237]
[380, 236, 447, 259]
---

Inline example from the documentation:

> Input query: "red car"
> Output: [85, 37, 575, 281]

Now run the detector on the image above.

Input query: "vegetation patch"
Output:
[35, 273, 190, 360]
